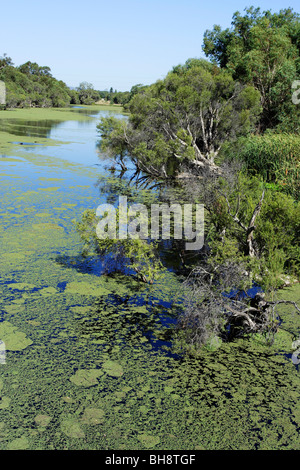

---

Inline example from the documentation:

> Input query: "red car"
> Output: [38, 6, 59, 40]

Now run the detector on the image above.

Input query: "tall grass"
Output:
[234, 133, 300, 199]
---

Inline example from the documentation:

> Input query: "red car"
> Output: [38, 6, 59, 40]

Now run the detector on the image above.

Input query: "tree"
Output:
[0, 55, 74, 108]
[203, 7, 300, 131]
[0, 53, 13, 71]
[74, 207, 164, 284]
[18, 61, 52, 77]
[181, 162, 300, 290]
[178, 260, 300, 350]
[76, 82, 99, 105]
[97, 116, 129, 171]
[176, 161, 300, 350]
[97, 59, 261, 178]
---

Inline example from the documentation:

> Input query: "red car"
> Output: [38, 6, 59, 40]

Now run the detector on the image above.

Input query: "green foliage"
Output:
[206, 173, 300, 289]
[76, 82, 100, 105]
[224, 133, 300, 199]
[203, 7, 300, 131]
[0, 54, 81, 108]
[97, 59, 261, 177]
[98, 88, 131, 105]
[97, 116, 128, 156]
[74, 208, 165, 284]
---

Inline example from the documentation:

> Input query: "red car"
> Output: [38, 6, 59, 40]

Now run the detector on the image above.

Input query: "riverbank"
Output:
[0, 105, 123, 156]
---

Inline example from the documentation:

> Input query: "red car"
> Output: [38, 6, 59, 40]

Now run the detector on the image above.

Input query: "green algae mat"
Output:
[0, 109, 300, 450]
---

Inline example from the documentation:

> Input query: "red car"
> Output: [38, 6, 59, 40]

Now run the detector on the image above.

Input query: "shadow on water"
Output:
[1, 119, 64, 138]
[55, 253, 182, 359]
[55, 252, 136, 278]
[70, 292, 181, 359]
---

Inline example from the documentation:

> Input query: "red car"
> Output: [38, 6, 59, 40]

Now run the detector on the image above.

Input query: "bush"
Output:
[226, 133, 300, 199]
[74, 208, 165, 284]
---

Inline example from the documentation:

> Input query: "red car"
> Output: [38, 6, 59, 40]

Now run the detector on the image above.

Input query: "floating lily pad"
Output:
[137, 433, 160, 448]
[34, 414, 52, 427]
[102, 360, 124, 377]
[65, 281, 110, 296]
[0, 321, 33, 351]
[7, 436, 29, 450]
[39, 287, 58, 296]
[70, 368, 103, 387]
[7, 282, 36, 291]
[60, 417, 85, 438]
[81, 407, 105, 425]
[0, 396, 10, 409]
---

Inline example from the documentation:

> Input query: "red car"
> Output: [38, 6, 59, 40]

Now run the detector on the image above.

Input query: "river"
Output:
[0, 106, 299, 450]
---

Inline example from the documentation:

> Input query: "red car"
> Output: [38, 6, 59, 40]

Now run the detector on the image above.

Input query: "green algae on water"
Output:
[34, 414, 52, 427]
[0, 321, 33, 351]
[137, 434, 160, 448]
[60, 416, 85, 439]
[65, 281, 110, 297]
[0, 108, 299, 451]
[80, 407, 105, 425]
[7, 283, 36, 291]
[70, 369, 103, 387]
[6, 436, 30, 450]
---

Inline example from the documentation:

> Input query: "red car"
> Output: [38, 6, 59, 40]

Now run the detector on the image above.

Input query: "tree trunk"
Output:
[246, 190, 265, 257]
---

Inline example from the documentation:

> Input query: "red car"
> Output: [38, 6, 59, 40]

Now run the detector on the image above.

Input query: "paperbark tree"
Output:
[97, 59, 261, 178]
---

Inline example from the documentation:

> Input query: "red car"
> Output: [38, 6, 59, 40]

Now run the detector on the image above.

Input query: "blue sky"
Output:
[1, 0, 299, 91]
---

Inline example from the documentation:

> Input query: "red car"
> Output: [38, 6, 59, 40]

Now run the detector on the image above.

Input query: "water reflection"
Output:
[1, 107, 125, 167]
[1, 119, 63, 138]
[70, 290, 181, 359]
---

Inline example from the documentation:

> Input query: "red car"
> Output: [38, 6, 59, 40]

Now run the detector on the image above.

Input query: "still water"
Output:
[0, 107, 299, 450]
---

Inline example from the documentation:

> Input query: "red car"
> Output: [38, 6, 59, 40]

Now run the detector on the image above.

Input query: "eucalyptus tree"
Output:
[203, 7, 300, 131]
[97, 59, 261, 178]
[76, 82, 99, 105]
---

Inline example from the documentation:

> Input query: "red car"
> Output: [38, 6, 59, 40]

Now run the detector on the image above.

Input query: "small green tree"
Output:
[203, 7, 300, 131]
[97, 59, 261, 178]
[74, 208, 164, 284]
[76, 82, 99, 105]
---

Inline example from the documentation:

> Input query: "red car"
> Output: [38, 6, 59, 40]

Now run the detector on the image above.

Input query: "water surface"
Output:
[0, 107, 299, 450]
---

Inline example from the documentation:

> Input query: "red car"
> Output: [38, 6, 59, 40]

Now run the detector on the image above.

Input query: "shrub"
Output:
[224, 133, 300, 199]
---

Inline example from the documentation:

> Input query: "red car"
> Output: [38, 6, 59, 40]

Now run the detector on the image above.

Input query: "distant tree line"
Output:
[97, 84, 148, 106]
[0, 54, 136, 108]
[0, 54, 77, 108]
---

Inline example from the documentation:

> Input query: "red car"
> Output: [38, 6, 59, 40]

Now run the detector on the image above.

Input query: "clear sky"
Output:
[0, 0, 299, 91]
